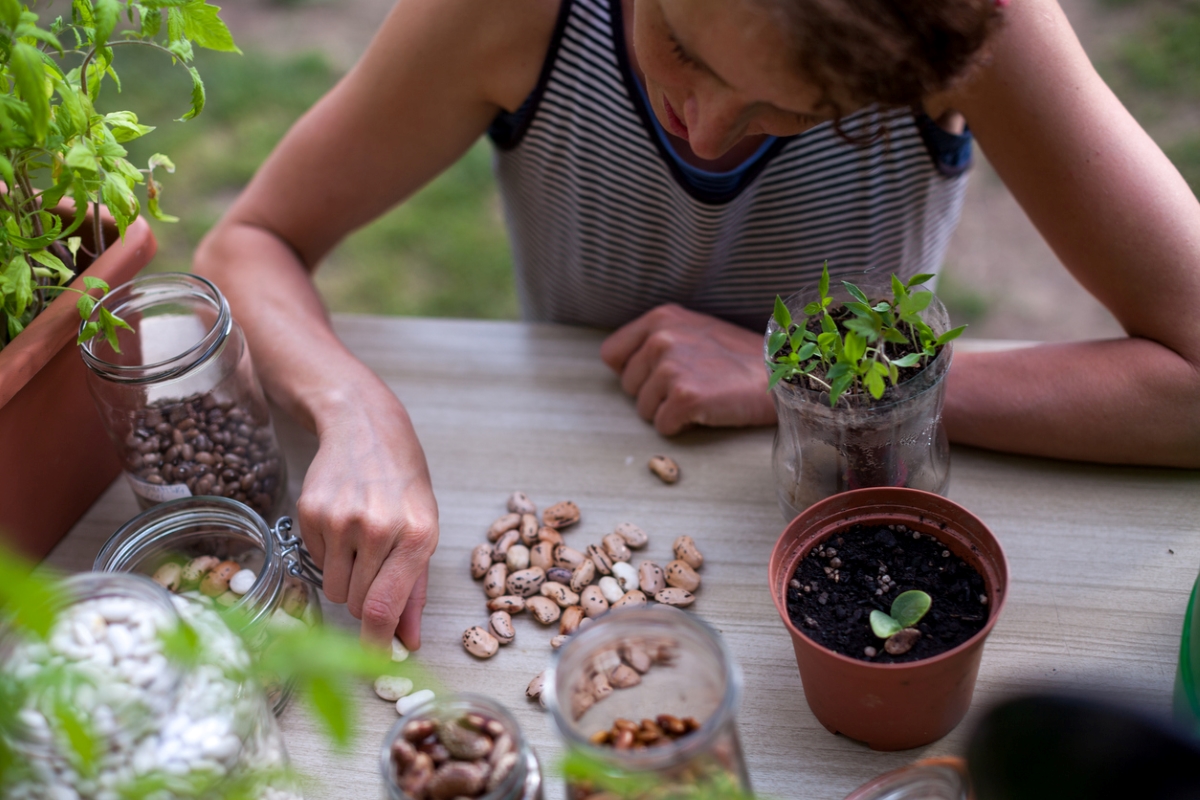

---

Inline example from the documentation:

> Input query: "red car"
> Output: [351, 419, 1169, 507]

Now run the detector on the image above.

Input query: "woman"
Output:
[194, 0, 1200, 648]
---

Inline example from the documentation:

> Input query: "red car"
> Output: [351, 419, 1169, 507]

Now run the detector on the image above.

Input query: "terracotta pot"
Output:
[768, 487, 1008, 751]
[0, 216, 156, 560]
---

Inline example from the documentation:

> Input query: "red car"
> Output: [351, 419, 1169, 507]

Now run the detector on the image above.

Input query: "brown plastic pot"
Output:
[0, 215, 156, 560]
[769, 487, 1008, 751]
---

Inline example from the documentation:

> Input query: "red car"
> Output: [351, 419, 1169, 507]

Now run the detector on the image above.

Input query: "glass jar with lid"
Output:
[0, 572, 299, 799]
[380, 693, 542, 800]
[93, 495, 324, 713]
[80, 272, 287, 517]
[544, 606, 751, 800]
[842, 758, 969, 800]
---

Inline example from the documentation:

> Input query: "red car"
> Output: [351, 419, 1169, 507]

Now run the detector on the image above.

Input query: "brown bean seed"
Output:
[488, 513, 522, 542]
[484, 563, 509, 598]
[519, 513, 540, 546]
[507, 491, 537, 515]
[486, 595, 526, 614]
[655, 587, 696, 607]
[648, 455, 680, 484]
[540, 581, 580, 608]
[537, 527, 563, 545]
[526, 596, 562, 625]
[613, 590, 647, 609]
[553, 544, 586, 570]
[489, 610, 515, 645]
[545, 566, 573, 585]
[462, 626, 500, 658]
[587, 544, 614, 575]
[570, 559, 596, 593]
[602, 533, 632, 563]
[199, 560, 239, 597]
[609, 664, 642, 688]
[542, 500, 581, 529]
[638, 562, 666, 595]
[506, 567, 545, 598]
[614, 522, 649, 549]
[530, 541, 555, 571]
[672, 535, 704, 569]
[492, 528, 520, 559]
[471, 544, 493, 579]
[581, 585, 609, 618]
[560, 605, 585, 634]
[885, 628, 922, 655]
[665, 560, 701, 592]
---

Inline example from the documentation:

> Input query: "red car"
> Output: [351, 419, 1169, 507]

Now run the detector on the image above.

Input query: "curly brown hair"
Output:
[755, 0, 1005, 117]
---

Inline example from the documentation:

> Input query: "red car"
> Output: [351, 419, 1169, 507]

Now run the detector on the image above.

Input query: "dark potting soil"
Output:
[785, 523, 989, 663]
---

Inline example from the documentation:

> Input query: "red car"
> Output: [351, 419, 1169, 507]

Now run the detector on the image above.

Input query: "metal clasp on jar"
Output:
[272, 517, 324, 589]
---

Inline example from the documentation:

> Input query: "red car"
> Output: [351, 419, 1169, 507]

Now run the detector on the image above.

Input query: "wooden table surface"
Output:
[46, 317, 1200, 800]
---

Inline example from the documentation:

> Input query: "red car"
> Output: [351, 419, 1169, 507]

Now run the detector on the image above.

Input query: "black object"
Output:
[967, 695, 1200, 800]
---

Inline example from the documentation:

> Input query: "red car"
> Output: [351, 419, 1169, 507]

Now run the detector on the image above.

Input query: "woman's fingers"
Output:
[395, 567, 430, 651]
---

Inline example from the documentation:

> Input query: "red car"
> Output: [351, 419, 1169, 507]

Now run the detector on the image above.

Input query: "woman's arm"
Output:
[194, 0, 558, 646]
[939, 0, 1200, 467]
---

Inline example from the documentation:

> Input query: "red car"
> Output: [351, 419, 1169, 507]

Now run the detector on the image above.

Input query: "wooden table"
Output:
[46, 317, 1200, 800]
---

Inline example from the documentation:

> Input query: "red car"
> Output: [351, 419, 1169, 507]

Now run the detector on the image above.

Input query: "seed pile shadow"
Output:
[786, 523, 988, 663]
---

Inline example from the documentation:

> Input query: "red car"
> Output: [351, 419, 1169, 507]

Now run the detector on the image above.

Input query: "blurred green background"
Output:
[92, 0, 1198, 324]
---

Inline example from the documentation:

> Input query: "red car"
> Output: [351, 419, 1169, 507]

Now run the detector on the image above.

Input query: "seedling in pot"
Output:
[869, 589, 931, 656]
[767, 264, 967, 406]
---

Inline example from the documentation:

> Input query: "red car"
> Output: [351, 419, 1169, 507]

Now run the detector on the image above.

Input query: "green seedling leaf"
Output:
[83, 276, 109, 293]
[829, 372, 853, 407]
[820, 314, 837, 335]
[844, 317, 879, 340]
[767, 328, 787, 358]
[881, 327, 908, 345]
[0, 155, 13, 189]
[890, 590, 932, 628]
[76, 293, 97, 321]
[77, 320, 100, 345]
[898, 290, 933, 318]
[29, 251, 71, 284]
[935, 325, 968, 346]
[0, 0, 20, 28]
[1, 255, 32, 317]
[818, 262, 829, 299]
[844, 281, 869, 305]
[872, 301, 891, 313]
[891, 274, 907, 301]
[93, 0, 121, 47]
[865, 369, 885, 399]
[772, 295, 791, 334]
[870, 609, 903, 639]
[906, 273, 935, 288]
[179, 0, 241, 53]
[843, 330, 866, 363]
[890, 352, 922, 368]
[104, 110, 155, 142]
[767, 362, 792, 391]
[306, 674, 352, 749]
[795, 341, 817, 361]
[803, 301, 822, 316]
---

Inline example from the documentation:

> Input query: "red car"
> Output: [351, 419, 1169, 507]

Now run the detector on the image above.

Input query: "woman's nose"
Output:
[682, 89, 745, 160]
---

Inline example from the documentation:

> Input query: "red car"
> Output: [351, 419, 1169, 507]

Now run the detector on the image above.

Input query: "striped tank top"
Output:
[489, 0, 971, 332]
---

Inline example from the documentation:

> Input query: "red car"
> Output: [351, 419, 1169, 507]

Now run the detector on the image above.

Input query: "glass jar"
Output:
[93, 495, 324, 713]
[380, 693, 542, 800]
[80, 272, 287, 518]
[765, 278, 953, 520]
[545, 606, 751, 800]
[842, 758, 969, 800]
[0, 572, 299, 800]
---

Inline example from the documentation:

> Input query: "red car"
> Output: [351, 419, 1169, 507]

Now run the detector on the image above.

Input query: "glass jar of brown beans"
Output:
[80, 273, 287, 517]
[545, 606, 752, 800]
[381, 694, 543, 800]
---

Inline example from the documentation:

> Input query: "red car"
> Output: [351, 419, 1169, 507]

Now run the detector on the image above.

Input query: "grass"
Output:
[1110, 0, 1200, 196]
[95, 44, 516, 319]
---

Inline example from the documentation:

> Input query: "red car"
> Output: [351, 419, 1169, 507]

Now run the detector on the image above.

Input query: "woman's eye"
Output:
[669, 34, 700, 69]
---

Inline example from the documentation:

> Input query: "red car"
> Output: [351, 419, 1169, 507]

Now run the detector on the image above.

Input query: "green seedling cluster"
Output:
[869, 589, 932, 639]
[767, 264, 967, 407]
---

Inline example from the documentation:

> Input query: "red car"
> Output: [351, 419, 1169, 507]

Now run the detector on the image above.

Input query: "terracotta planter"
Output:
[768, 487, 1008, 751]
[0, 216, 157, 560]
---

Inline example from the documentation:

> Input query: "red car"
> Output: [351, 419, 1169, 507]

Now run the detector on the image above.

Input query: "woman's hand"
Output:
[600, 304, 777, 435]
[297, 386, 438, 650]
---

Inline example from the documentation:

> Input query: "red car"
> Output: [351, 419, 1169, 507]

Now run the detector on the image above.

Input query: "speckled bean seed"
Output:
[553, 544, 586, 570]
[526, 596, 562, 625]
[489, 611, 516, 645]
[530, 541, 555, 571]
[545, 566, 573, 585]
[199, 560, 239, 597]
[613, 590, 647, 609]
[581, 585, 610, 618]
[570, 559, 595, 593]
[471, 544, 493, 579]
[486, 595, 526, 614]
[614, 522, 649, 549]
[655, 587, 696, 607]
[463, 626, 500, 658]
[492, 528, 520, 559]
[540, 581, 580, 608]
[507, 491, 537, 515]
[519, 513, 540, 546]
[542, 500, 581, 529]
[505, 567, 546, 598]
[649, 455, 680, 484]
[487, 513, 522, 542]
[484, 563, 509, 599]
[560, 605, 585, 634]
[672, 535, 704, 569]
[638, 561, 666, 595]
[665, 559, 701, 592]
[602, 533, 632, 563]
[152, 562, 182, 591]
[587, 544, 614, 575]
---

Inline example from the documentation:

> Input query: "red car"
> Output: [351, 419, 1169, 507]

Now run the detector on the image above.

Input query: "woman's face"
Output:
[632, 0, 833, 159]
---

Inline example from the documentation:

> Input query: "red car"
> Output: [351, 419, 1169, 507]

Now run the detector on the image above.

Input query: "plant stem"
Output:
[93, 200, 105, 255]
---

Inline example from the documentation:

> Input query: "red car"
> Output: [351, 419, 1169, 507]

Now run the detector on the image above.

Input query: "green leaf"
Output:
[140, 5, 162, 37]
[11, 42, 50, 142]
[767, 362, 792, 391]
[844, 282, 869, 305]
[93, 0, 121, 47]
[7, 314, 25, 340]
[15, 23, 63, 54]
[179, 64, 206, 120]
[77, 293, 97, 321]
[907, 273, 936, 288]
[802, 301, 822, 316]
[891, 274, 907, 301]
[870, 609, 903, 639]
[826, 361, 852, 382]
[899, 290, 933, 318]
[843, 330, 866, 363]
[1, 256, 32, 317]
[772, 295, 791, 332]
[102, 173, 140, 237]
[148, 153, 176, 173]
[844, 300, 874, 318]
[767, 328, 787, 358]
[872, 301, 891, 313]
[888, 362, 899, 384]
[820, 314, 837, 335]
[844, 317, 879, 340]
[65, 141, 100, 174]
[890, 352, 922, 368]
[818, 262, 829, 299]
[52, 700, 101, 775]
[306, 675, 352, 749]
[0, 155, 12, 189]
[83, 276, 110, 292]
[98, 307, 127, 353]
[0, 543, 66, 640]
[29, 251, 72, 284]
[881, 327, 908, 345]
[0, 0, 20, 28]
[795, 342, 817, 361]
[935, 325, 968, 346]
[104, 110, 155, 142]
[829, 372, 853, 407]
[890, 590, 932, 628]
[865, 369, 885, 399]
[180, 1, 241, 53]
[77, 320, 100, 344]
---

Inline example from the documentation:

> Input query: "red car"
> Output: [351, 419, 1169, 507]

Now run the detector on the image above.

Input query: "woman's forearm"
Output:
[944, 339, 1200, 468]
